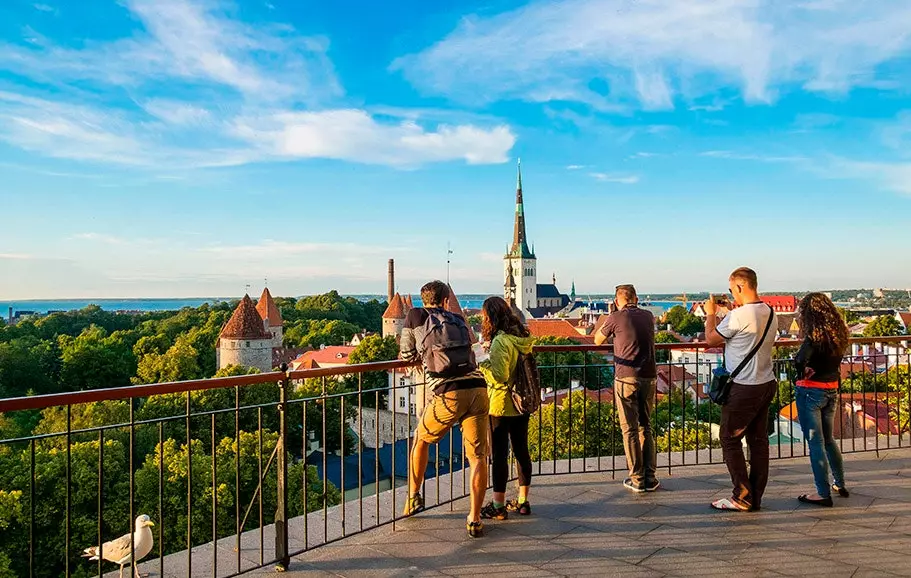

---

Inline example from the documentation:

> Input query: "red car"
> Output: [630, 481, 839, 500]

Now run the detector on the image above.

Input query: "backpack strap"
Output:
[730, 304, 774, 382]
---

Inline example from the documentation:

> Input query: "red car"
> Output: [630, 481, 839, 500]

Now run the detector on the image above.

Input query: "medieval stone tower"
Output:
[255, 287, 283, 348]
[382, 293, 406, 340]
[504, 159, 537, 313]
[217, 294, 273, 372]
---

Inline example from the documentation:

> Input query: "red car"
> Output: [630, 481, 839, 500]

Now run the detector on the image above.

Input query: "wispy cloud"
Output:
[588, 172, 640, 184]
[630, 152, 659, 159]
[566, 164, 586, 170]
[0, 0, 515, 168]
[700, 150, 807, 163]
[0, 253, 33, 260]
[394, 0, 911, 110]
[32, 3, 54, 13]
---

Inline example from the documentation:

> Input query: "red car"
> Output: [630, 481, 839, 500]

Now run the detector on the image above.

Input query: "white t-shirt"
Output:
[715, 303, 777, 385]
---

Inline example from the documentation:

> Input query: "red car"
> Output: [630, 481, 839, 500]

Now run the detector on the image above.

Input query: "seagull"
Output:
[82, 514, 155, 578]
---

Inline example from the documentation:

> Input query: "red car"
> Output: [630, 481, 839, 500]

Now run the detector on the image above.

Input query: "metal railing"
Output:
[0, 337, 909, 577]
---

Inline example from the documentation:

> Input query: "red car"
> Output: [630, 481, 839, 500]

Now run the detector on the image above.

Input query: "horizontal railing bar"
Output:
[1, 336, 906, 413]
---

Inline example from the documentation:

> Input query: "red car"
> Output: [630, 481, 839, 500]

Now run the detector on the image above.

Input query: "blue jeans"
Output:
[796, 387, 845, 498]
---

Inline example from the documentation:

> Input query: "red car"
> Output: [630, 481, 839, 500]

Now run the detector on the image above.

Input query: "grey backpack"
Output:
[420, 309, 475, 377]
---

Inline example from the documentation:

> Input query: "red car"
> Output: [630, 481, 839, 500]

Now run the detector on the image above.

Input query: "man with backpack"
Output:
[400, 281, 489, 538]
[595, 284, 659, 493]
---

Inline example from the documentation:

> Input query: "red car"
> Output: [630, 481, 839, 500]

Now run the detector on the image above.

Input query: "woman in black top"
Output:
[794, 292, 850, 507]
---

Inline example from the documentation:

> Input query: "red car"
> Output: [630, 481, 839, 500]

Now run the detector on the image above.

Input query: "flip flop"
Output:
[711, 498, 750, 511]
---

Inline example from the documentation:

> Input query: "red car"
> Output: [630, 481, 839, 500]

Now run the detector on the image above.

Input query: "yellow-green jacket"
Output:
[479, 331, 536, 417]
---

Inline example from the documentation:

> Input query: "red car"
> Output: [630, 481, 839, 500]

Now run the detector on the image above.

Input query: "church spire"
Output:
[571, 280, 576, 301]
[509, 158, 534, 259]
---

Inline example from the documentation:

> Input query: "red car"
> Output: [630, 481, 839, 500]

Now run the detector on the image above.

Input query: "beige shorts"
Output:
[416, 388, 490, 460]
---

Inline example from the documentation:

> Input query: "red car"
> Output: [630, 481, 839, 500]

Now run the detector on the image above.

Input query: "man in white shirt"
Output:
[704, 267, 778, 512]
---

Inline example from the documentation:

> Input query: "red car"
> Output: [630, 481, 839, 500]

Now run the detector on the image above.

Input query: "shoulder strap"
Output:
[730, 304, 774, 381]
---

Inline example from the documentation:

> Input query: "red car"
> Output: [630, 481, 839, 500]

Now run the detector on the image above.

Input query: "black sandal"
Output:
[798, 494, 833, 507]
[832, 484, 850, 498]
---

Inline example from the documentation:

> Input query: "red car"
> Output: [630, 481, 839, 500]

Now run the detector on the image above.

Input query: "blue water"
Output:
[0, 296, 681, 316]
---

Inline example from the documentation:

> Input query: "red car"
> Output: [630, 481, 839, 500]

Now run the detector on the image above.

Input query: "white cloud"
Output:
[0, 0, 514, 168]
[566, 164, 586, 170]
[32, 3, 54, 12]
[0, 253, 33, 260]
[588, 172, 640, 184]
[394, 0, 911, 110]
[827, 159, 911, 195]
[700, 150, 806, 163]
[232, 109, 515, 166]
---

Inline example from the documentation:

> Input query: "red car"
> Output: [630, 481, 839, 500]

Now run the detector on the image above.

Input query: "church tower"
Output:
[504, 159, 537, 313]
[255, 287, 283, 348]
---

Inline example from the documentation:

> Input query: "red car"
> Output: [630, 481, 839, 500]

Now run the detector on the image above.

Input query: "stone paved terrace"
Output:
[246, 448, 911, 578]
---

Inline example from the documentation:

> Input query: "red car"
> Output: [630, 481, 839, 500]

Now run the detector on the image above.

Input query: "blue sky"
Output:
[1, 0, 911, 299]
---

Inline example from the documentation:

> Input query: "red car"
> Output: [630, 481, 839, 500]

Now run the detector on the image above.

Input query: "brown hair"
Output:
[729, 267, 758, 290]
[615, 284, 637, 302]
[481, 296, 530, 342]
[797, 292, 849, 356]
[420, 280, 449, 308]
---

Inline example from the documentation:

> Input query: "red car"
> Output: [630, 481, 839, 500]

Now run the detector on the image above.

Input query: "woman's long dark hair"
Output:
[797, 292, 849, 356]
[481, 296, 530, 342]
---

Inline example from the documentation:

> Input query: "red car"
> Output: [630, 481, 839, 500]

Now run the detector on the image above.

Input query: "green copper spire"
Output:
[571, 280, 576, 301]
[507, 158, 534, 259]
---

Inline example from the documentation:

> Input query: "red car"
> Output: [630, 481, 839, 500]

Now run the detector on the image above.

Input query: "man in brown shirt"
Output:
[595, 284, 659, 492]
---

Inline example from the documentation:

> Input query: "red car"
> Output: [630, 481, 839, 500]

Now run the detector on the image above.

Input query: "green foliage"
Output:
[58, 325, 136, 391]
[534, 336, 612, 390]
[0, 336, 59, 397]
[863, 315, 904, 337]
[134, 334, 201, 384]
[287, 291, 385, 333]
[662, 306, 705, 336]
[284, 319, 359, 349]
[842, 365, 910, 393]
[655, 331, 680, 363]
[343, 335, 400, 408]
[0, 438, 130, 578]
[528, 392, 622, 460]
[0, 490, 23, 578]
[656, 423, 721, 453]
[134, 431, 339, 555]
[838, 308, 860, 325]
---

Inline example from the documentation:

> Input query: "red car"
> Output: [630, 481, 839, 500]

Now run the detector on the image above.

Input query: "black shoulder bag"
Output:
[708, 305, 774, 405]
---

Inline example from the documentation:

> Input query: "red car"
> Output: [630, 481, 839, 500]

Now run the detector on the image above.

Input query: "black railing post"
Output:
[275, 363, 291, 571]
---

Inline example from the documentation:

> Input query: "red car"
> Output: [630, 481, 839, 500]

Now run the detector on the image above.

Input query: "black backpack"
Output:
[510, 353, 541, 414]
[420, 309, 475, 377]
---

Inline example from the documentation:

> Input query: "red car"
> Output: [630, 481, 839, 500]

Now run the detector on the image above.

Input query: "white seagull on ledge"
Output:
[82, 514, 155, 578]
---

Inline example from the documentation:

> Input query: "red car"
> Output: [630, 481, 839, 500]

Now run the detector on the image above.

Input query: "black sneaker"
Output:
[623, 478, 646, 493]
[480, 501, 508, 520]
[506, 499, 531, 516]
[467, 520, 484, 538]
[644, 479, 661, 492]
[403, 493, 424, 516]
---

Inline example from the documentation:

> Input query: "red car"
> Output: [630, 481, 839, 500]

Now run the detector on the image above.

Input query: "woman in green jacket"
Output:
[477, 296, 536, 520]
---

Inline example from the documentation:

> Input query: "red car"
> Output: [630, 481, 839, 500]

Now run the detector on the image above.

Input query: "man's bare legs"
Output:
[409, 437, 430, 497]
[468, 456, 487, 523]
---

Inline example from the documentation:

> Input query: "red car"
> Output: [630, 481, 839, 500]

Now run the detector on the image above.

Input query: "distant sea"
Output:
[0, 296, 682, 316]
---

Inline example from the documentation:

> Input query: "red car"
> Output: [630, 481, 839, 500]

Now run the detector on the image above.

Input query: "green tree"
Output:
[0, 337, 59, 397]
[863, 315, 903, 337]
[343, 335, 400, 408]
[528, 391, 622, 460]
[655, 331, 680, 363]
[534, 336, 611, 390]
[284, 319, 359, 349]
[838, 307, 860, 325]
[134, 431, 340, 556]
[662, 306, 704, 336]
[0, 489, 23, 578]
[58, 325, 136, 390]
[655, 423, 721, 453]
[134, 335, 201, 384]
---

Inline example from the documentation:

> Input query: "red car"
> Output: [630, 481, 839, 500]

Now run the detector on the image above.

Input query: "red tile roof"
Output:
[220, 295, 272, 340]
[382, 293, 406, 319]
[255, 287, 283, 327]
[291, 346, 356, 369]
[527, 319, 595, 344]
[898, 312, 911, 328]
[403, 294, 414, 311]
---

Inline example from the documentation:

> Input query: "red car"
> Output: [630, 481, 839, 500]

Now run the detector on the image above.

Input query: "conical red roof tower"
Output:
[446, 284, 477, 344]
[256, 287, 283, 328]
[382, 293, 406, 319]
[220, 295, 272, 340]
